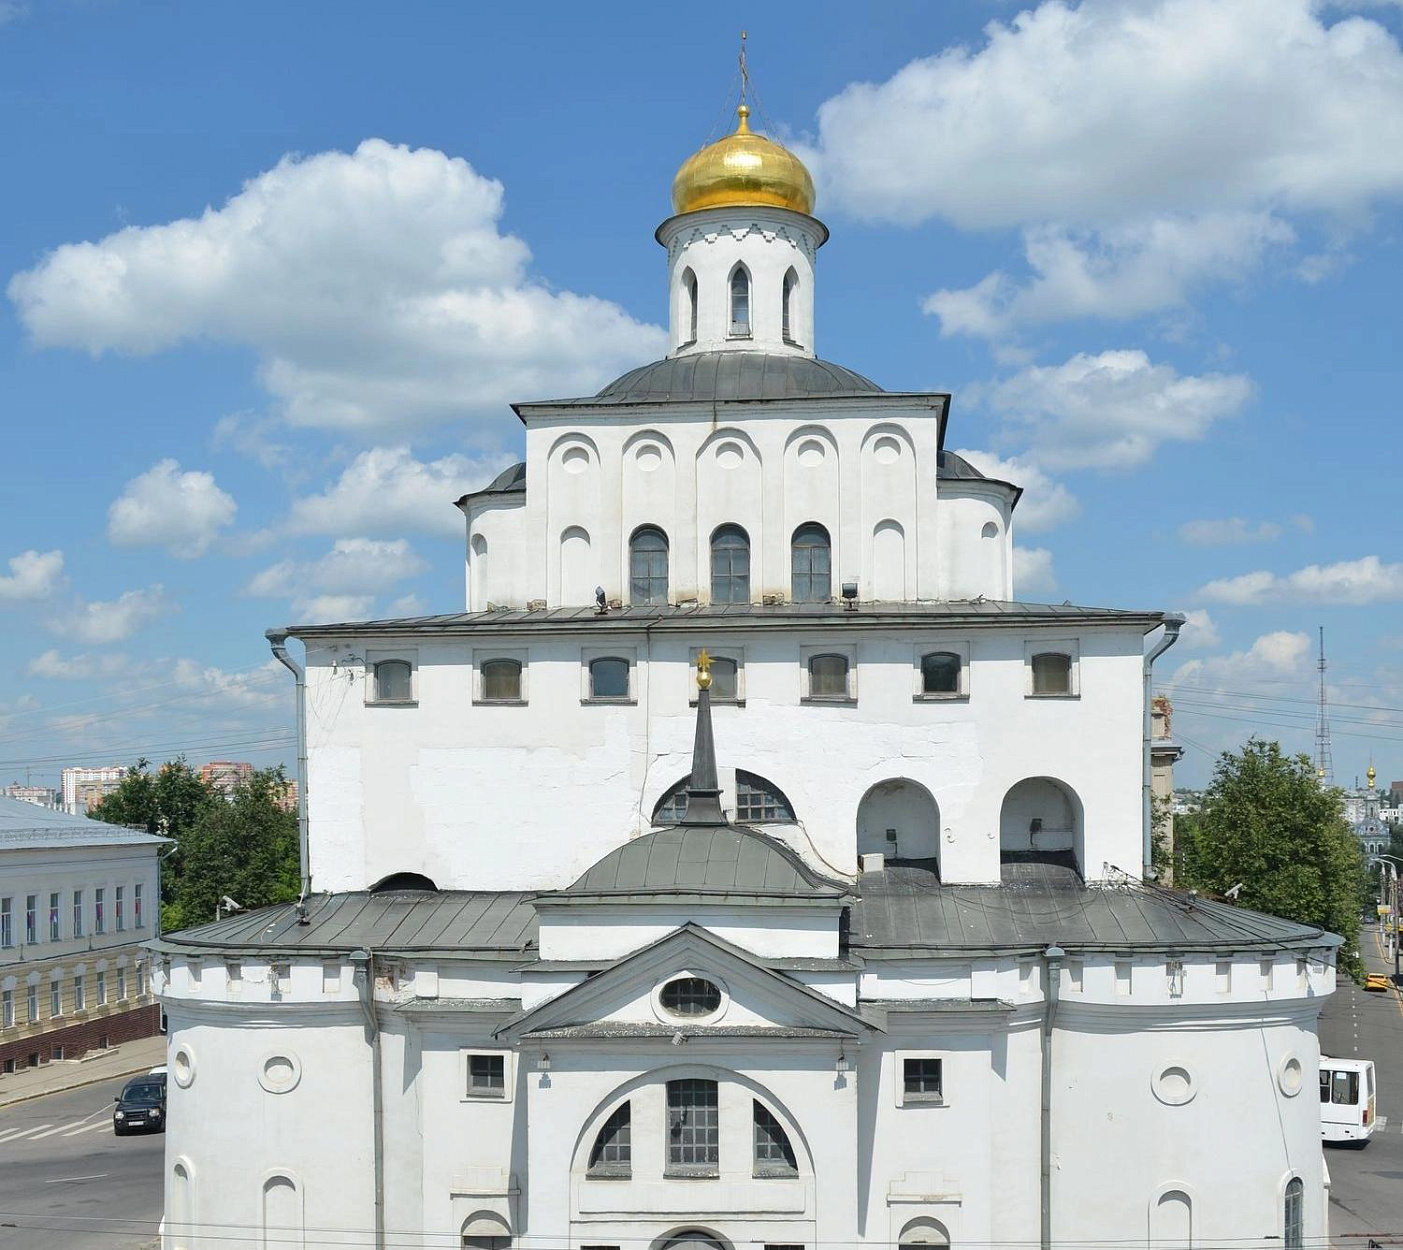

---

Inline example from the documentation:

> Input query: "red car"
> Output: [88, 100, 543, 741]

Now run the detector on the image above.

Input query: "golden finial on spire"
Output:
[739, 29, 749, 103]
[1369, 764, 1377, 788]
[696, 648, 713, 691]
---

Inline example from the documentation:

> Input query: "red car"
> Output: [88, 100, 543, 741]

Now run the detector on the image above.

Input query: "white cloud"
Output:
[1196, 556, 1403, 605]
[9, 139, 667, 432]
[211, 412, 294, 474]
[294, 595, 376, 623]
[950, 449, 1079, 533]
[245, 538, 428, 621]
[288, 446, 512, 538]
[1014, 545, 1057, 596]
[0, 549, 64, 602]
[980, 350, 1252, 471]
[1170, 629, 1312, 686]
[28, 649, 129, 680]
[170, 658, 284, 713]
[385, 594, 427, 617]
[1177, 517, 1283, 546]
[51, 585, 175, 644]
[1175, 609, 1222, 651]
[107, 459, 237, 557]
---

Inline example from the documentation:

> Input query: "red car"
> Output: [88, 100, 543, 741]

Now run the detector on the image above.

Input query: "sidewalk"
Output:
[0, 1034, 167, 1108]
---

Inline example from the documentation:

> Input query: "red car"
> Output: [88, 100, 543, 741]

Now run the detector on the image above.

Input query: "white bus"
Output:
[1320, 1056, 1376, 1145]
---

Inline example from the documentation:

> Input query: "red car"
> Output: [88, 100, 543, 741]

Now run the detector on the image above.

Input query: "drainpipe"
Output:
[350, 948, 385, 1249]
[1143, 616, 1185, 879]
[1041, 943, 1065, 1250]
[266, 629, 311, 919]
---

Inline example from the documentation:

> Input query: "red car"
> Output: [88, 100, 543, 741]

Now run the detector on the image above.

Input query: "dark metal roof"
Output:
[552, 825, 847, 902]
[517, 1022, 852, 1040]
[456, 461, 526, 508]
[286, 600, 1165, 639]
[851, 861, 1338, 955]
[155, 890, 537, 957]
[937, 450, 1023, 505]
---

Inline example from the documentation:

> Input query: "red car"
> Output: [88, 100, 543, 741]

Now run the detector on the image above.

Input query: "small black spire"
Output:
[680, 649, 727, 826]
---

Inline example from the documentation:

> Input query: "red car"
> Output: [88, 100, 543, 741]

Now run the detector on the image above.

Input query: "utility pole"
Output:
[1315, 626, 1335, 787]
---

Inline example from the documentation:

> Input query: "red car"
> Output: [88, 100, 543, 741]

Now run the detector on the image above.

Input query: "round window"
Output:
[659, 976, 722, 1018]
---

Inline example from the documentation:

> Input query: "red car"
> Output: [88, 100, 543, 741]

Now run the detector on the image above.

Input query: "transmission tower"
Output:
[1315, 625, 1335, 787]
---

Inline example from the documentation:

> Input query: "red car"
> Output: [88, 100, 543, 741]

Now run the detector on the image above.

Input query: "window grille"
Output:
[660, 977, 722, 1017]
[710, 525, 750, 604]
[791, 523, 832, 602]
[753, 1101, 798, 1174]
[629, 527, 670, 605]
[652, 770, 795, 825]
[467, 1054, 506, 1098]
[903, 1057, 943, 1101]
[588, 1102, 632, 1173]
[667, 1078, 719, 1169]
[1284, 1177, 1303, 1250]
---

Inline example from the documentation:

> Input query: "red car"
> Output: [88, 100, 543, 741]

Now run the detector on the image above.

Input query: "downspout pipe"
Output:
[1143, 615, 1185, 879]
[350, 948, 385, 1250]
[1041, 944, 1064, 1250]
[266, 629, 311, 919]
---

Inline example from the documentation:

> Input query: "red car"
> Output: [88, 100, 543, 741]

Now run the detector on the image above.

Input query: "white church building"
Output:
[153, 102, 1339, 1250]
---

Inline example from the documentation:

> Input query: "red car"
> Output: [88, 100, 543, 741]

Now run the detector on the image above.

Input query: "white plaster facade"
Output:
[155, 109, 1337, 1250]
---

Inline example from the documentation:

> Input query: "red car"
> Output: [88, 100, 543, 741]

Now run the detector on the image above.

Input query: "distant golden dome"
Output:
[672, 104, 815, 217]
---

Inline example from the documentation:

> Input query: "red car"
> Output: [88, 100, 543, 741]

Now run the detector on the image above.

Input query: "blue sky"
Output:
[3, 0, 1402, 791]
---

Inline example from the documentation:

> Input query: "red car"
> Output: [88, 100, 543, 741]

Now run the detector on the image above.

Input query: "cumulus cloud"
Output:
[1178, 517, 1284, 546]
[8, 139, 667, 432]
[27, 649, 129, 680]
[979, 350, 1252, 471]
[51, 585, 175, 644]
[287, 446, 512, 538]
[1196, 556, 1403, 605]
[0, 549, 64, 602]
[1175, 609, 1222, 651]
[107, 459, 237, 557]
[294, 595, 376, 623]
[950, 449, 1080, 533]
[1014, 546, 1058, 596]
[245, 538, 427, 621]
[1169, 629, 1313, 687]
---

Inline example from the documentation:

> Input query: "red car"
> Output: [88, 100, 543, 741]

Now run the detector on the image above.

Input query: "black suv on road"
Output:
[113, 1074, 166, 1135]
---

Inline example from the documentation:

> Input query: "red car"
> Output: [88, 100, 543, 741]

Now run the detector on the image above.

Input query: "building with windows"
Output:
[4, 783, 59, 809]
[60, 763, 128, 814]
[199, 760, 256, 798]
[1351, 766, 1390, 865]
[153, 102, 1337, 1250]
[0, 797, 165, 1075]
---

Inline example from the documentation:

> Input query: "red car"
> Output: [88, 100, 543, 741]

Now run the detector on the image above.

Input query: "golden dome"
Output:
[672, 104, 815, 217]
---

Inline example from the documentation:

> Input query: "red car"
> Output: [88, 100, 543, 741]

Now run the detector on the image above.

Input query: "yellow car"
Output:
[1364, 973, 1392, 992]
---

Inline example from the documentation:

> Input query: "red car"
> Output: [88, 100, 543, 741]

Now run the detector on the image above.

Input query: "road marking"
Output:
[61, 1121, 111, 1138]
[0, 1123, 53, 1143]
[27, 1121, 85, 1140]
[1377, 1115, 1389, 1130]
[43, 1173, 107, 1184]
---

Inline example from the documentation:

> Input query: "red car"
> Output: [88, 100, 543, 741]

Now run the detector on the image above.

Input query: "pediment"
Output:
[497, 923, 871, 1042]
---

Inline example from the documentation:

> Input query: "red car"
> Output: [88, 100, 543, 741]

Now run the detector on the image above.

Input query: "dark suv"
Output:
[113, 1074, 166, 1135]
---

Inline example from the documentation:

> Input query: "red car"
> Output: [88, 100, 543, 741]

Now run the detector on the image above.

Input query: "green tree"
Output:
[1177, 738, 1366, 979]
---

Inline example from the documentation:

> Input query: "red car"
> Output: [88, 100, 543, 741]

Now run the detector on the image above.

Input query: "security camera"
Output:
[1225, 883, 1244, 900]
[220, 896, 243, 913]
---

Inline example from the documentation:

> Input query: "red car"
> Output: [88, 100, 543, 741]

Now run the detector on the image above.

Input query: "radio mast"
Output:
[1315, 625, 1335, 787]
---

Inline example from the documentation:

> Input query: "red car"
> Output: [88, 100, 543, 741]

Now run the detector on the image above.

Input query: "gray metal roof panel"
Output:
[456, 461, 526, 507]
[0, 796, 170, 850]
[583, 351, 885, 405]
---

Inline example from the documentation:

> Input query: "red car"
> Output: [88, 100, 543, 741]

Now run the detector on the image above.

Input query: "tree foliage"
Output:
[1175, 738, 1365, 979]
[91, 759, 300, 932]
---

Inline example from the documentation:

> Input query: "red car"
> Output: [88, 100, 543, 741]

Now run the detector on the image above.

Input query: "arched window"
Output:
[630, 526, 670, 605]
[807, 653, 850, 701]
[588, 1102, 632, 1175]
[1284, 1177, 1303, 1250]
[711, 524, 750, 604]
[753, 1101, 798, 1175]
[373, 659, 412, 703]
[588, 657, 630, 700]
[782, 268, 797, 342]
[651, 770, 795, 825]
[684, 269, 698, 344]
[480, 658, 523, 702]
[462, 1213, 512, 1250]
[920, 652, 962, 696]
[1031, 651, 1072, 696]
[729, 267, 750, 336]
[791, 523, 832, 602]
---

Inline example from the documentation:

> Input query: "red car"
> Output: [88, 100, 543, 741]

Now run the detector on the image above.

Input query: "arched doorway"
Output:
[999, 777, 1082, 874]
[857, 779, 940, 865]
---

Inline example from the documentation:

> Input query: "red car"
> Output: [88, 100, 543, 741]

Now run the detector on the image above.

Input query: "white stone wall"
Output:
[302, 623, 1148, 892]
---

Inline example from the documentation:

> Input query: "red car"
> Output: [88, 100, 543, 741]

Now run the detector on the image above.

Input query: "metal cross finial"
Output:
[739, 30, 749, 105]
[696, 648, 713, 691]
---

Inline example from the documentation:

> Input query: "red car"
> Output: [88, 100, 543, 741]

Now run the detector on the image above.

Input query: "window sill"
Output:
[727, 330, 752, 340]
[754, 1168, 800, 1180]
[664, 1169, 720, 1180]
[581, 697, 637, 707]
[901, 1095, 946, 1107]
[463, 1090, 508, 1101]
[1025, 693, 1079, 700]
[474, 698, 528, 708]
[586, 1167, 632, 1180]
[801, 696, 857, 707]
[366, 699, 418, 708]
[913, 693, 968, 703]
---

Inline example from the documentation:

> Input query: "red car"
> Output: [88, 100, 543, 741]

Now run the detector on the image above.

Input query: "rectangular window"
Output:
[115, 886, 125, 931]
[50, 981, 61, 1018]
[666, 1077, 719, 1170]
[807, 654, 850, 700]
[134, 883, 144, 928]
[25, 895, 36, 944]
[95, 888, 105, 935]
[0, 898, 11, 948]
[368, 656, 416, 705]
[902, 1057, 943, 1103]
[49, 892, 60, 941]
[1025, 639, 1079, 698]
[73, 975, 85, 1011]
[96, 970, 107, 1006]
[117, 967, 127, 999]
[72, 890, 84, 939]
[1, 990, 12, 1028]
[27, 984, 38, 1023]
[467, 1054, 506, 1098]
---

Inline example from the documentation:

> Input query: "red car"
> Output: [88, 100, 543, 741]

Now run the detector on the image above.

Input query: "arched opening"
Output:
[480, 658, 523, 702]
[857, 779, 940, 866]
[1152, 1190, 1192, 1250]
[587, 1101, 632, 1176]
[262, 1174, 302, 1244]
[981, 521, 999, 539]
[369, 871, 438, 893]
[898, 1216, 951, 1250]
[630, 525, 670, 605]
[470, 533, 488, 610]
[710, 524, 751, 604]
[372, 659, 412, 704]
[683, 268, 698, 345]
[652, 770, 795, 825]
[170, 1161, 193, 1250]
[559, 525, 592, 605]
[872, 518, 906, 601]
[588, 657, 630, 701]
[1000, 777, 1083, 875]
[791, 522, 832, 602]
[753, 1100, 798, 1175]
[729, 266, 750, 337]
[662, 1232, 728, 1250]
[782, 268, 798, 343]
[462, 1211, 512, 1250]
[1284, 1177, 1303, 1250]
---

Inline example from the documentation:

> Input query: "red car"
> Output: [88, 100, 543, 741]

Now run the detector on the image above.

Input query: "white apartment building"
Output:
[61, 764, 128, 814]
[153, 103, 1336, 1250]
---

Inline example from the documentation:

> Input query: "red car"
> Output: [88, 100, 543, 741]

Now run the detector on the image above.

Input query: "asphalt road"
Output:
[0, 1074, 161, 1250]
[1318, 923, 1403, 1245]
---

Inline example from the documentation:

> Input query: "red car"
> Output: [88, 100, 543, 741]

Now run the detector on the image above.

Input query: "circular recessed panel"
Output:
[715, 441, 745, 470]
[561, 446, 590, 474]
[259, 1052, 301, 1095]
[1152, 1063, 1195, 1106]
[1278, 1055, 1304, 1097]
[172, 1045, 195, 1089]
[797, 438, 826, 468]
[873, 435, 903, 464]
[635, 444, 663, 472]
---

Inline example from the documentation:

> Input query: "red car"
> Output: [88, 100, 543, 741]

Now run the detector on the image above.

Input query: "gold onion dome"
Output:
[672, 104, 815, 216]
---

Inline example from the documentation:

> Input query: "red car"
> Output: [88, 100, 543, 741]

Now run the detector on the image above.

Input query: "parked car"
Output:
[113, 1073, 167, 1135]
[1364, 973, 1391, 992]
